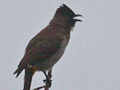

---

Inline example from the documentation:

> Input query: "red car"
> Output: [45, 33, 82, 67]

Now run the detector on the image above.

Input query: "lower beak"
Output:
[74, 14, 83, 22]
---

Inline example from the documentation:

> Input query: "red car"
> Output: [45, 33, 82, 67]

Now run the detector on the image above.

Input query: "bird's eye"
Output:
[65, 19, 72, 23]
[69, 12, 74, 17]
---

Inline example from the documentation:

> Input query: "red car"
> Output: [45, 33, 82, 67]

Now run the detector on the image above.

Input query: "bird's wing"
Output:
[18, 35, 64, 70]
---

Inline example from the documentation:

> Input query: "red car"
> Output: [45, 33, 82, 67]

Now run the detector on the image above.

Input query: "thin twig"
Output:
[33, 86, 45, 90]
[44, 80, 50, 90]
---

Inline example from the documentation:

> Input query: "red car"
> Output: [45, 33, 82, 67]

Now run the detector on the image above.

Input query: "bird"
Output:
[13, 4, 82, 90]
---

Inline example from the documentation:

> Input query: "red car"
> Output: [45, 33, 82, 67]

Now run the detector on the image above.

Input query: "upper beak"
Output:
[75, 14, 83, 17]
[74, 14, 83, 22]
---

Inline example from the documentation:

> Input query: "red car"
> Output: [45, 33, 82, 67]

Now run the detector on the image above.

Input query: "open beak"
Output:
[74, 14, 83, 22]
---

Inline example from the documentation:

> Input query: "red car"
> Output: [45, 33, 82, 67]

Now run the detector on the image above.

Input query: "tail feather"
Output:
[13, 68, 23, 77]
[23, 68, 34, 90]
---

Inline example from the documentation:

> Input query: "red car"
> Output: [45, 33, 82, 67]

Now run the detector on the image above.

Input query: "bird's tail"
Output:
[13, 68, 23, 77]
[23, 68, 35, 90]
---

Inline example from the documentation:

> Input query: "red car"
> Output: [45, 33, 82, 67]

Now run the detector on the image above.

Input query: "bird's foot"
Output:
[43, 77, 52, 87]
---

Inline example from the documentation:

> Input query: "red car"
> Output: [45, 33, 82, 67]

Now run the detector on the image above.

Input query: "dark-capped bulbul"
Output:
[14, 4, 82, 90]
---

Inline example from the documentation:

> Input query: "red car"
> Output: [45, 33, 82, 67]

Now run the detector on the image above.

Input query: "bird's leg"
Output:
[48, 70, 52, 79]
[43, 70, 52, 88]
[33, 70, 52, 90]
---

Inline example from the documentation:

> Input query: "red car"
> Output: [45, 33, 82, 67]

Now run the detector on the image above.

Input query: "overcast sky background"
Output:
[0, 0, 120, 90]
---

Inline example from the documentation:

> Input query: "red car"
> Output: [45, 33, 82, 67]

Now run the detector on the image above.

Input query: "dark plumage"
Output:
[14, 4, 82, 90]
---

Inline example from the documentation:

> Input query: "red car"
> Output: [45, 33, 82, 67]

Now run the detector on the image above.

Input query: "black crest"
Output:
[54, 4, 75, 18]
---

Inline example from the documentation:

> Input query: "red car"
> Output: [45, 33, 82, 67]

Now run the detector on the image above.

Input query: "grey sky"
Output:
[0, 0, 120, 90]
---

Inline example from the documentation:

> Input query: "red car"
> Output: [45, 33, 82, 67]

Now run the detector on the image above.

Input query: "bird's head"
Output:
[50, 4, 82, 29]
